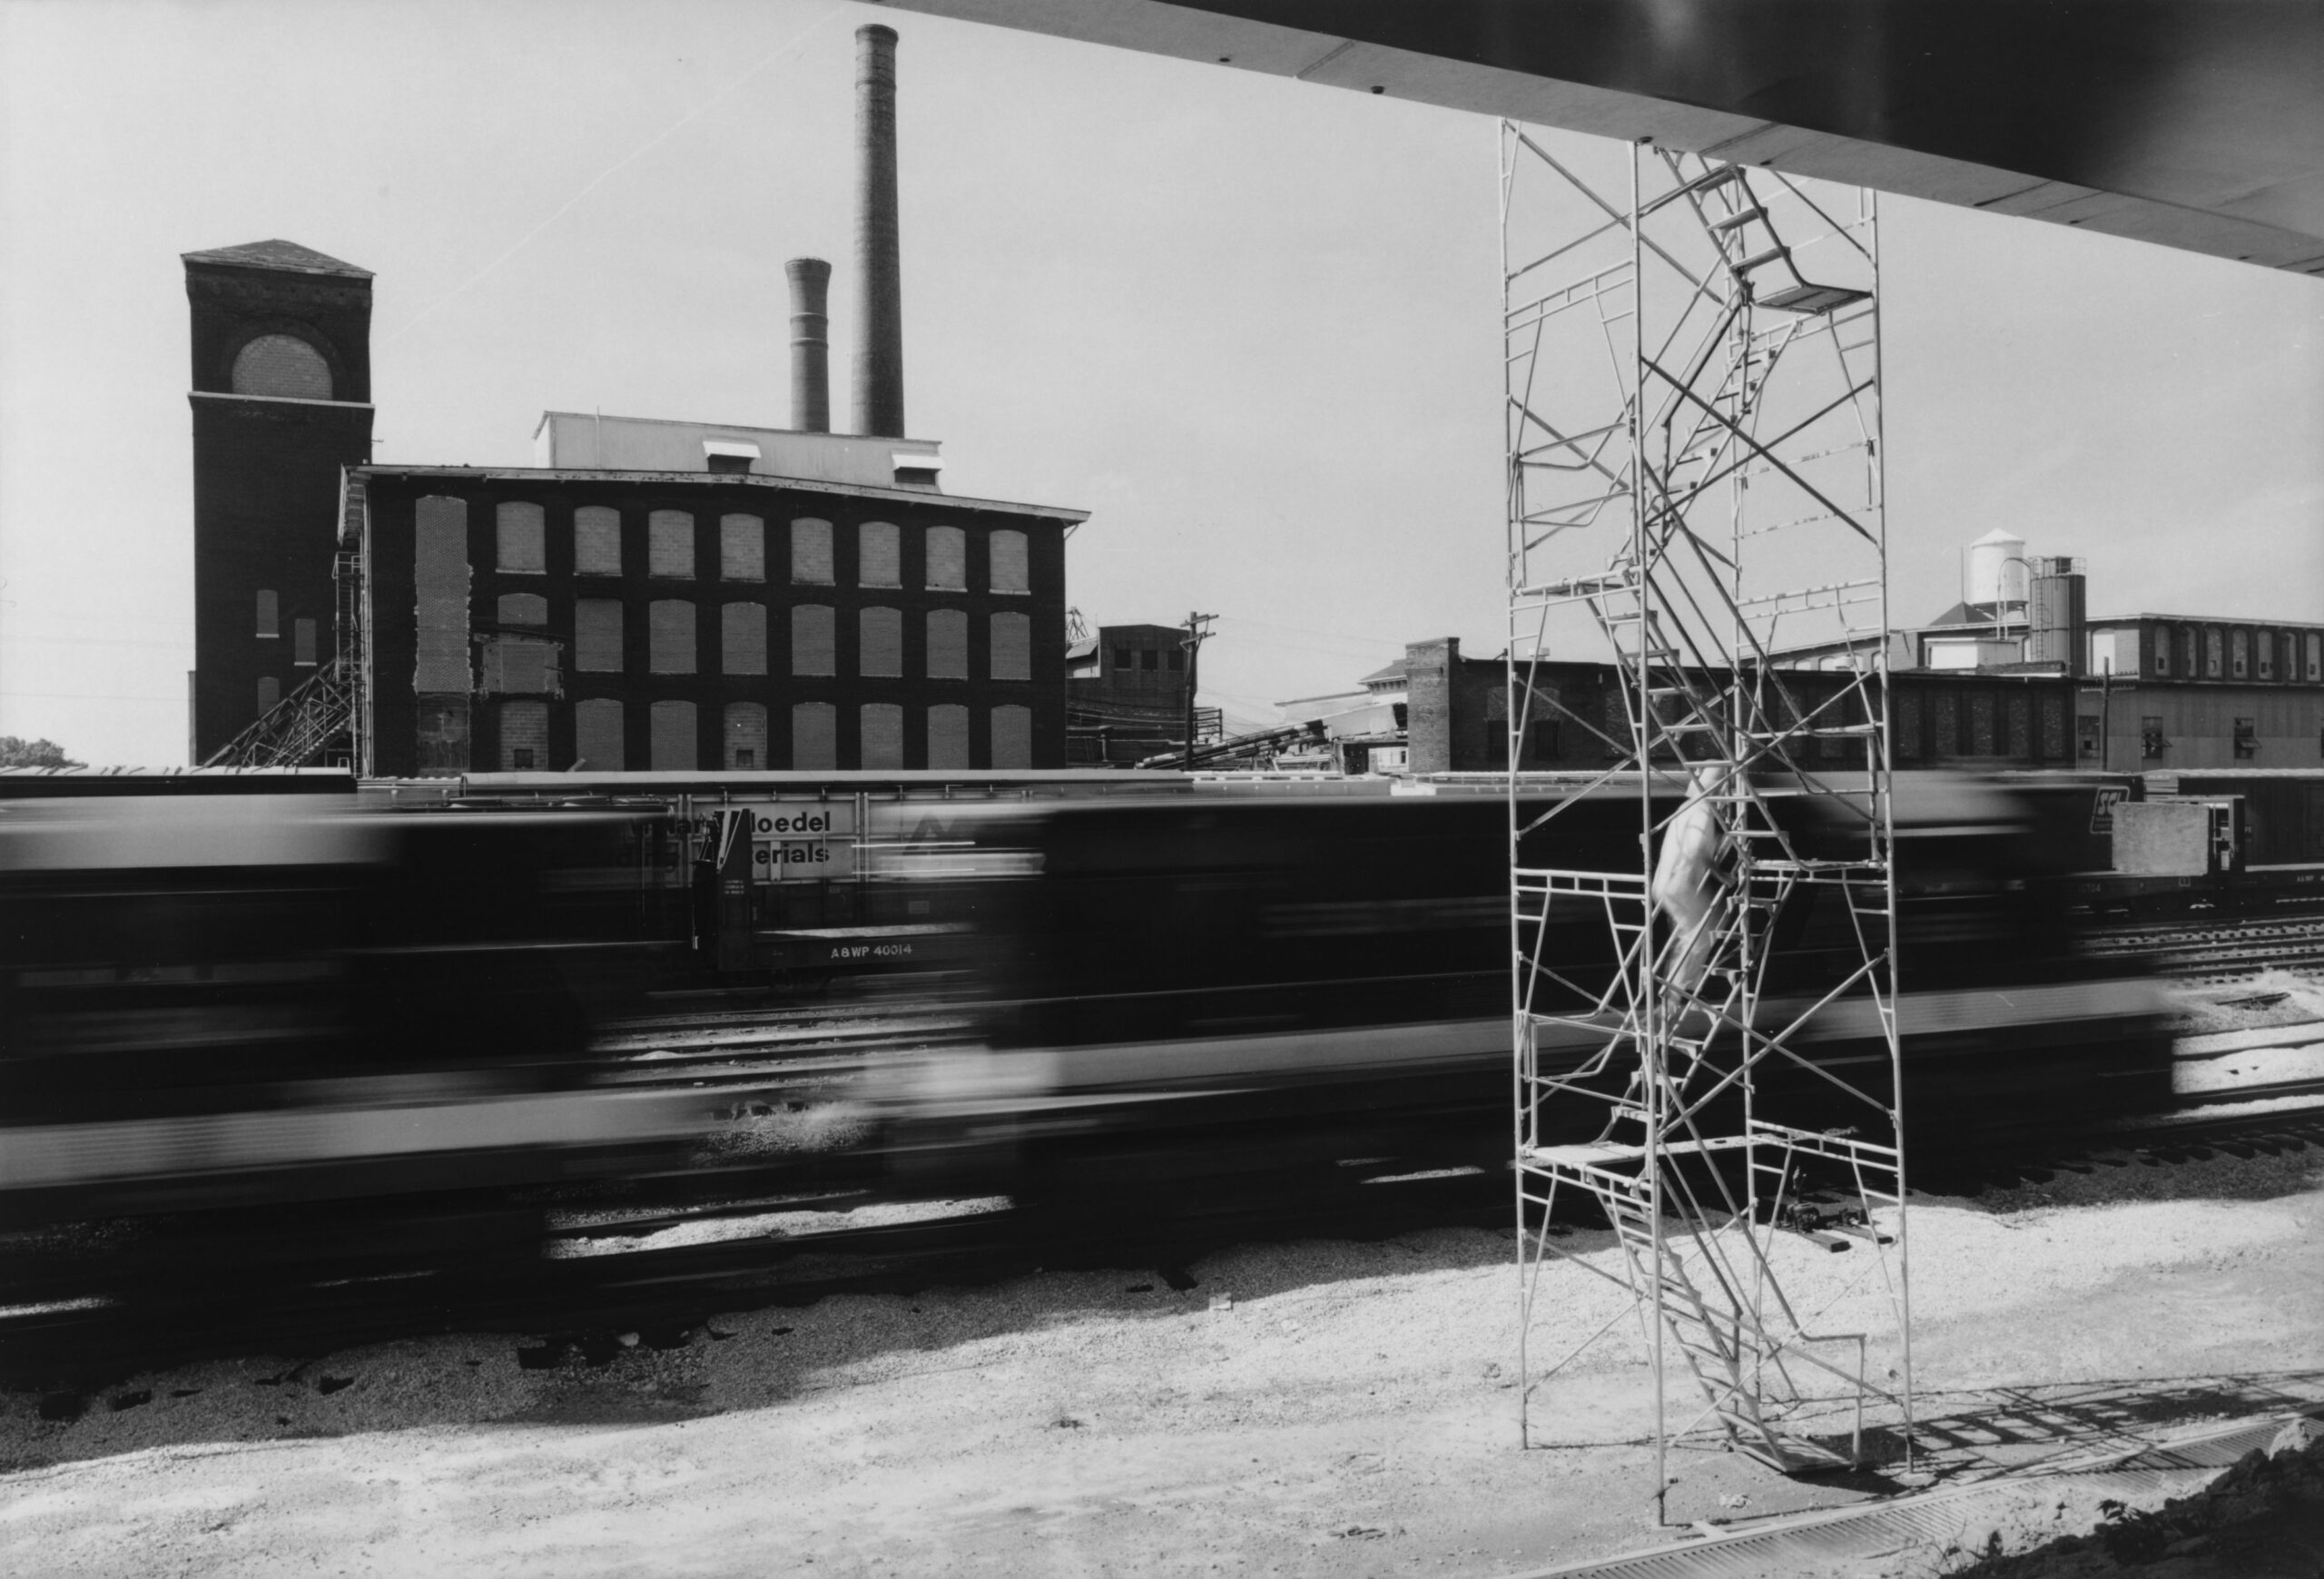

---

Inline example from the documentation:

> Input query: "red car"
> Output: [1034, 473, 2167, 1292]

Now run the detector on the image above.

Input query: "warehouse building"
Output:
[1064, 622, 1218, 765]
[347, 436, 1081, 776]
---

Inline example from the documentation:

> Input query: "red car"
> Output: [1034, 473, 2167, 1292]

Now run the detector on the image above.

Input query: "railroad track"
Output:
[585, 1006, 976, 1095]
[0, 1157, 1503, 1392]
[12, 1020, 2322, 1396]
[2084, 917, 2324, 982]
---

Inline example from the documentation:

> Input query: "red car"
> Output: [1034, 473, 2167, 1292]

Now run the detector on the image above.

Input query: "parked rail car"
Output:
[887, 775, 2172, 1196]
[2058, 768, 2324, 918]
[0, 795, 708, 1270]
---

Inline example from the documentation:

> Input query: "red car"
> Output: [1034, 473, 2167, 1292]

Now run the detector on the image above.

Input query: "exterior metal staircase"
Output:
[202, 652, 356, 768]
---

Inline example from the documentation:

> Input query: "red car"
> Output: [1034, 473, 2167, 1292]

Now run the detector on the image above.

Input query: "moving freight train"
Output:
[0, 788, 711, 1296]
[882, 775, 2175, 1195]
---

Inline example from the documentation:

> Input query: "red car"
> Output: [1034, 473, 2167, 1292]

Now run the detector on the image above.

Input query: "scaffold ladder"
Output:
[1503, 125, 1910, 1525]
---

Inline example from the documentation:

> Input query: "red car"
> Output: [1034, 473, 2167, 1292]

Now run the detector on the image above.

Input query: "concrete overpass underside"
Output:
[881, 0, 2324, 277]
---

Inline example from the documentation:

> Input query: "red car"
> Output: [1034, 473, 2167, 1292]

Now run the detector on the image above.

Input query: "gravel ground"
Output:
[2165, 974, 2324, 1037]
[1946, 1422, 2324, 1578]
[3, 1137, 2320, 1579]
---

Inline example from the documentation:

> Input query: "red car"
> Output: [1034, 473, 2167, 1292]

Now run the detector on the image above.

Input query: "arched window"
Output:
[231, 333, 332, 400]
[724, 703, 768, 771]
[648, 600, 696, 674]
[990, 611, 1031, 681]
[990, 705, 1033, 768]
[649, 700, 697, 770]
[926, 609, 968, 679]
[924, 526, 965, 590]
[575, 699, 625, 770]
[861, 704, 904, 770]
[497, 502, 546, 573]
[859, 521, 901, 587]
[648, 510, 694, 578]
[927, 704, 970, 770]
[990, 528, 1029, 594]
[791, 518, 834, 584]
[499, 701, 548, 771]
[792, 605, 836, 676]
[576, 599, 623, 672]
[793, 702, 837, 771]
[575, 506, 622, 575]
[860, 607, 903, 677]
[722, 603, 767, 675]
[721, 515, 765, 581]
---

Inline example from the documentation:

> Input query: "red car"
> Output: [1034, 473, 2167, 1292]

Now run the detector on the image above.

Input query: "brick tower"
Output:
[183, 240, 374, 762]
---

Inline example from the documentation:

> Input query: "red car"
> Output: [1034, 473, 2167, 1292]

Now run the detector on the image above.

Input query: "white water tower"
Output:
[1965, 528, 2029, 607]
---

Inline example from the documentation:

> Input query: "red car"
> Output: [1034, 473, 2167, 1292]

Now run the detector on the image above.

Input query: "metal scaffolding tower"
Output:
[1502, 125, 1910, 1520]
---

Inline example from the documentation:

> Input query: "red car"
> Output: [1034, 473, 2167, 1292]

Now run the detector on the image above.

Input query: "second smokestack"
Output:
[852, 23, 905, 439]
[785, 258, 832, 432]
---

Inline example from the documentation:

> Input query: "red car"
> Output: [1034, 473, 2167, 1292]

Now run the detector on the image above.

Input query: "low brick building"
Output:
[1397, 637, 2088, 774]
[1064, 622, 1209, 765]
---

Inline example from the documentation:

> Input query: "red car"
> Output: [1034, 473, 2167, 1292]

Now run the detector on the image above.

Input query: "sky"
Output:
[2, 0, 2319, 765]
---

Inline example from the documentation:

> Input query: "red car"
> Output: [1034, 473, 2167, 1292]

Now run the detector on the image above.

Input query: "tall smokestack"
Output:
[852, 23, 905, 439]
[785, 258, 832, 432]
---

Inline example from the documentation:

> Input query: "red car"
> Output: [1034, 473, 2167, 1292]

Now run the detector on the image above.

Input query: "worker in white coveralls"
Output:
[1649, 765, 1736, 1017]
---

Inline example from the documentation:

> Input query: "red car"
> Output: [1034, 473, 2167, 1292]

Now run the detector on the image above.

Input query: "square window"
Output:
[512, 748, 535, 770]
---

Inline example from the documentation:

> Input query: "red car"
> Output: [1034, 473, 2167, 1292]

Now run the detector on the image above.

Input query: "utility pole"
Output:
[2098, 658, 2114, 775]
[1180, 611, 1216, 770]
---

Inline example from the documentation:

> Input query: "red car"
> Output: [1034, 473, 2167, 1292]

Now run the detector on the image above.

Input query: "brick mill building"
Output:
[185, 25, 1092, 777]
[347, 437, 1082, 775]
[182, 236, 1090, 775]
